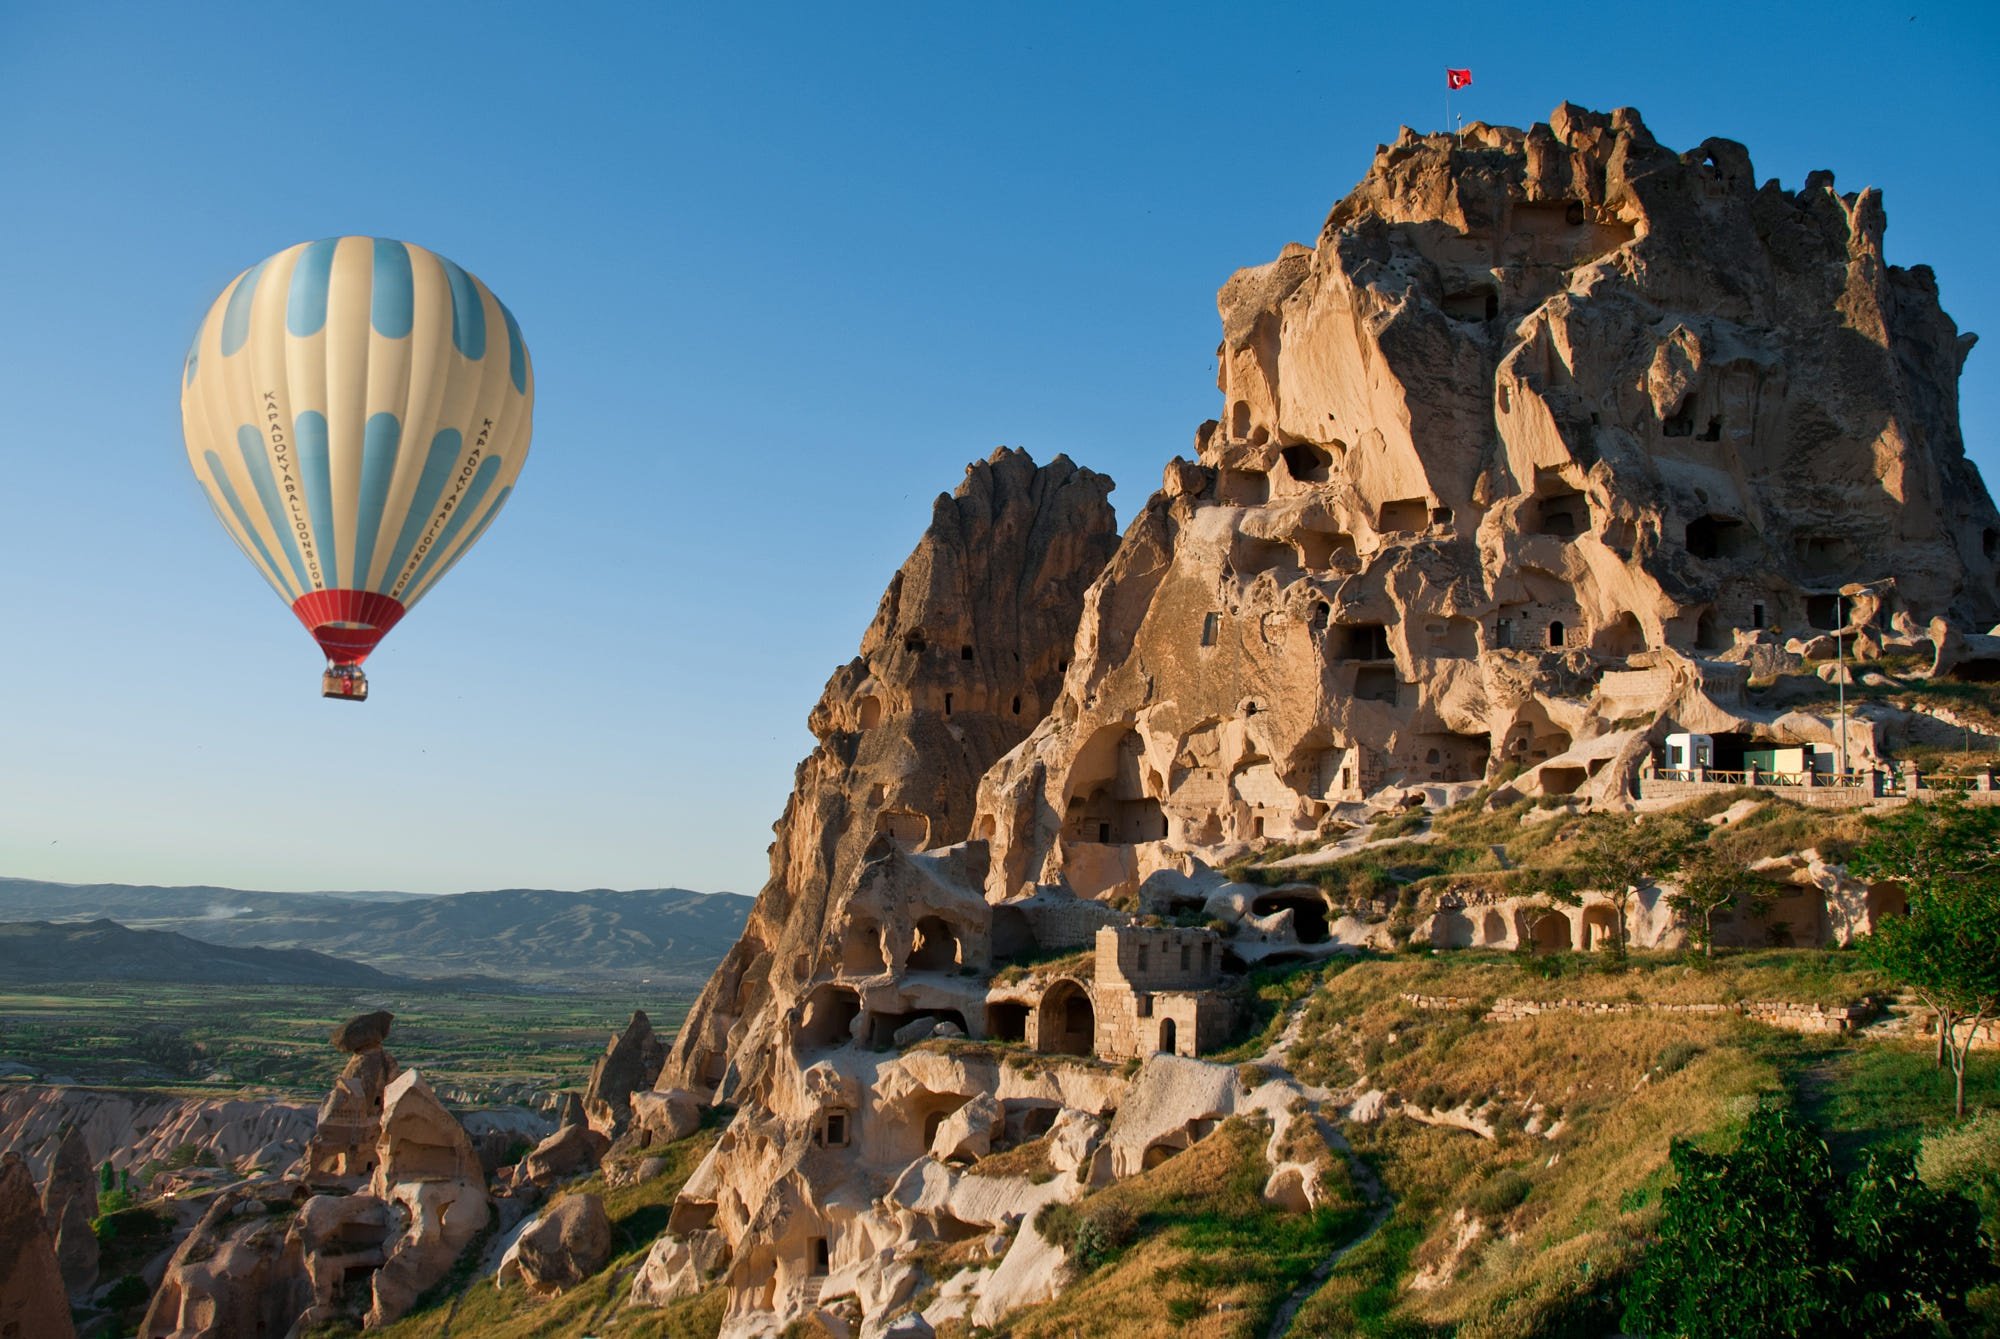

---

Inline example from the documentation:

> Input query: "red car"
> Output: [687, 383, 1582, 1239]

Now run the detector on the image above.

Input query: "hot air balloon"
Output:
[180, 237, 533, 700]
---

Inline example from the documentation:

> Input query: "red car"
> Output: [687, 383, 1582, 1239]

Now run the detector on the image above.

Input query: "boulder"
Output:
[630, 1087, 703, 1148]
[362, 1070, 490, 1328]
[332, 1009, 395, 1054]
[0, 1152, 73, 1339]
[929, 1093, 1002, 1163]
[520, 1122, 609, 1187]
[505, 1193, 611, 1293]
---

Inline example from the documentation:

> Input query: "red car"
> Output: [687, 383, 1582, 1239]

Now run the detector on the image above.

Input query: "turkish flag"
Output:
[1447, 68, 1473, 90]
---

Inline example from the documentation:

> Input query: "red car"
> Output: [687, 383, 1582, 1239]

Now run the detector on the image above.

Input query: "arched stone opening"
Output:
[1142, 1140, 1184, 1170]
[1685, 515, 1750, 561]
[1281, 443, 1333, 483]
[841, 919, 885, 975]
[1376, 497, 1429, 533]
[1036, 980, 1096, 1056]
[1158, 1018, 1179, 1056]
[1540, 764, 1587, 796]
[909, 916, 960, 972]
[986, 1001, 1030, 1042]
[1547, 620, 1567, 648]
[1595, 612, 1646, 658]
[1480, 910, 1508, 947]
[1527, 911, 1572, 953]
[1062, 724, 1164, 844]
[856, 695, 883, 730]
[800, 985, 862, 1048]
[1580, 905, 1619, 951]
[1251, 891, 1330, 944]
[1530, 488, 1588, 539]
[1295, 527, 1358, 572]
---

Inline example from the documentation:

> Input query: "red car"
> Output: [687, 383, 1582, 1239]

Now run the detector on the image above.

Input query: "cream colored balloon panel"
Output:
[181, 237, 534, 617]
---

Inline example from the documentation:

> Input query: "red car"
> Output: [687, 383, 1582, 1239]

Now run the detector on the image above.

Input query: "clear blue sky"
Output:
[1, 2, 1995, 897]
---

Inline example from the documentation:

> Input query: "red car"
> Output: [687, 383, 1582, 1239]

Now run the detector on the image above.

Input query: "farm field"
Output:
[0, 981, 692, 1105]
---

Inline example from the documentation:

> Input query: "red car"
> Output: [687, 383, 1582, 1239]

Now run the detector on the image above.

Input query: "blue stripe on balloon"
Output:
[351, 412, 402, 589]
[371, 239, 414, 338]
[501, 302, 527, 392]
[204, 449, 291, 596]
[404, 456, 504, 594]
[286, 238, 340, 337]
[410, 483, 511, 600]
[220, 261, 267, 356]
[235, 424, 311, 592]
[183, 328, 201, 387]
[294, 411, 339, 586]
[382, 428, 464, 585]
[440, 258, 487, 360]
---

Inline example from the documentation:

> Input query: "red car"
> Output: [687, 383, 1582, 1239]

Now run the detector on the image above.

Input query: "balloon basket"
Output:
[322, 667, 369, 702]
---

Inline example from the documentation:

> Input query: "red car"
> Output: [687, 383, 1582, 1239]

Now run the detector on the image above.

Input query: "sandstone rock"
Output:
[644, 102, 2000, 1339]
[519, 1121, 609, 1187]
[930, 1093, 1001, 1162]
[364, 1070, 490, 1328]
[0, 1152, 73, 1339]
[140, 1192, 310, 1339]
[505, 1192, 611, 1293]
[628, 1228, 728, 1306]
[630, 1087, 702, 1148]
[304, 1046, 398, 1189]
[292, 1193, 393, 1328]
[583, 1010, 667, 1138]
[42, 1123, 97, 1299]
[332, 1009, 395, 1054]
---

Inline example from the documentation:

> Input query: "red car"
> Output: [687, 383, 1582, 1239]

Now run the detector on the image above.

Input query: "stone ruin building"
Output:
[638, 102, 2000, 1337]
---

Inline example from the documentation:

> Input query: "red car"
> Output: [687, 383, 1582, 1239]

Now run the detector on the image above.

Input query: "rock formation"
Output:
[583, 1008, 667, 1137]
[500, 1191, 612, 1292]
[636, 104, 2000, 1337]
[304, 1011, 400, 1189]
[42, 1123, 97, 1299]
[139, 1192, 312, 1339]
[659, 446, 1120, 1100]
[0, 1152, 74, 1339]
[363, 1069, 491, 1327]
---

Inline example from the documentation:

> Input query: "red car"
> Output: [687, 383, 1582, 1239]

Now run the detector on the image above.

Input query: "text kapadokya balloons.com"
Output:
[180, 238, 533, 700]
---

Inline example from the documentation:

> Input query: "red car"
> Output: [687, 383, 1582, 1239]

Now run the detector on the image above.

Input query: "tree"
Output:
[1851, 798, 2000, 1115]
[1557, 813, 1696, 959]
[1623, 1105, 1993, 1338]
[1666, 847, 1774, 959]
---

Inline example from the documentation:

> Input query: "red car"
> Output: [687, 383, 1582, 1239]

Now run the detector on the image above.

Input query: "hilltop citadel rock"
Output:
[638, 102, 2000, 1337]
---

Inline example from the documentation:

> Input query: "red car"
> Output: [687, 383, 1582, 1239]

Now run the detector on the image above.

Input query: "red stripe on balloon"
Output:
[290, 589, 408, 666]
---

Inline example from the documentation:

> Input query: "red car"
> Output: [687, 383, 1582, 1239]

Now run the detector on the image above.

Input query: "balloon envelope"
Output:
[180, 237, 533, 668]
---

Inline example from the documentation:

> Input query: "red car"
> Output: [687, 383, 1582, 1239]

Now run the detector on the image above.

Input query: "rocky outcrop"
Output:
[42, 1124, 98, 1299]
[0, 1152, 74, 1339]
[140, 1191, 311, 1339]
[0, 1085, 315, 1185]
[583, 1009, 667, 1137]
[659, 447, 1119, 1103]
[364, 1069, 491, 1327]
[501, 1192, 611, 1292]
[640, 105, 2000, 1336]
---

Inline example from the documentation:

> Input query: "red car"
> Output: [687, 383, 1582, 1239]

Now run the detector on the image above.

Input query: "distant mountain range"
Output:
[0, 918, 406, 987]
[0, 879, 750, 987]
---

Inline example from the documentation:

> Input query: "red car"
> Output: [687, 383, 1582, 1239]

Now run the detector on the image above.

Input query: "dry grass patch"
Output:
[965, 1132, 1057, 1181]
[1002, 1117, 1367, 1339]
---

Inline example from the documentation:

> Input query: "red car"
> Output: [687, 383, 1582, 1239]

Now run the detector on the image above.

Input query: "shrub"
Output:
[1622, 1104, 1995, 1337]
[1918, 1112, 2000, 1228]
[103, 1275, 150, 1310]
[1468, 1168, 1532, 1218]
[1070, 1201, 1137, 1270]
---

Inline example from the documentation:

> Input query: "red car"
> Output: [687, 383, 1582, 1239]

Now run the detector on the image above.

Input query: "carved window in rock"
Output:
[1333, 623, 1393, 662]
[1158, 1017, 1179, 1056]
[1752, 602, 1766, 630]
[810, 1237, 831, 1276]
[1201, 612, 1221, 647]
[816, 1109, 851, 1148]
[1376, 498, 1429, 533]
[1547, 620, 1566, 649]
[1179, 943, 1191, 971]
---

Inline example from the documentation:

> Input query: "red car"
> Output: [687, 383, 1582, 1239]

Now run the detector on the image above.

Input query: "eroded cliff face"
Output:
[977, 101, 2000, 905]
[650, 105, 2000, 1337]
[660, 448, 1119, 1103]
